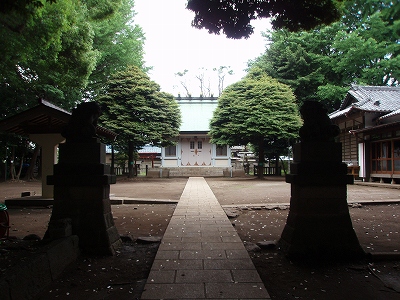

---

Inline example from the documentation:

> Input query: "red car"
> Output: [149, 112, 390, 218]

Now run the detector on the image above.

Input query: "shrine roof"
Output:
[0, 99, 116, 140]
[176, 96, 218, 132]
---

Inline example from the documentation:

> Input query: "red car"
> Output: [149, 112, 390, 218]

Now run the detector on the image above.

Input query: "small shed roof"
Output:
[177, 96, 218, 133]
[0, 99, 116, 140]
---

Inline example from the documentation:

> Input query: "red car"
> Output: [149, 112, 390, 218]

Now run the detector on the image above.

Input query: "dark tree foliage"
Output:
[97, 66, 181, 177]
[186, 0, 342, 38]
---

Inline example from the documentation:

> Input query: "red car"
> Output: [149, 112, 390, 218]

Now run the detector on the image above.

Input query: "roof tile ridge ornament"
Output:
[351, 85, 374, 106]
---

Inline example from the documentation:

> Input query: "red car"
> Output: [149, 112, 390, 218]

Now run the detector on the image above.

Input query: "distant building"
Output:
[138, 145, 161, 168]
[160, 96, 231, 176]
[330, 85, 400, 183]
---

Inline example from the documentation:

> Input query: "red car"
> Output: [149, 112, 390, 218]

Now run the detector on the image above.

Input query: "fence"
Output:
[112, 164, 149, 176]
[253, 165, 282, 176]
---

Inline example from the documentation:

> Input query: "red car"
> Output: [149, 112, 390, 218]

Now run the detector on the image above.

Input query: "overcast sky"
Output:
[134, 0, 271, 96]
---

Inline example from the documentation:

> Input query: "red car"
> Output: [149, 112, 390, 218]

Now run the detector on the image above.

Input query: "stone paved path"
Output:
[141, 177, 270, 299]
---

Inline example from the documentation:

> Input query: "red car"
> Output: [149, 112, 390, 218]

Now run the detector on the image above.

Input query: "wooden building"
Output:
[329, 85, 400, 183]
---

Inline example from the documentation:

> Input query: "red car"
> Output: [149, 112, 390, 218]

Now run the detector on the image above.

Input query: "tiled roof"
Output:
[379, 108, 400, 121]
[176, 97, 218, 132]
[330, 85, 400, 119]
[0, 99, 117, 140]
[329, 106, 352, 119]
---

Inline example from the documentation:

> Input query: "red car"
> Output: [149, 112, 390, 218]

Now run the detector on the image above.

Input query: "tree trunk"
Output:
[257, 139, 264, 179]
[275, 154, 280, 176]
[128, 141, 134, 178]
[24, 145, 40, 181]
[10, 146, 16, 180]
[15, 153, 24, 180]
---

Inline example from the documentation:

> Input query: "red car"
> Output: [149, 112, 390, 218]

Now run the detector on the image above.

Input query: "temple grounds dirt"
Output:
[1, 177, 399, 299]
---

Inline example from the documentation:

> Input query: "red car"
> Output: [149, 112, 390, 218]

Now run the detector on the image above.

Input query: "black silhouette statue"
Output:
[62, 102, 101, 143]
[299, 101, 340, 142]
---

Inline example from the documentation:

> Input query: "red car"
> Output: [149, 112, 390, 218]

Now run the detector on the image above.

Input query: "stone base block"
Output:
[0, 236, 79, 300]
[293, 142, 342, 162]
[48, 185, 121, 255]
[280, 188, 365, 260]
[58, 142, 106, 164]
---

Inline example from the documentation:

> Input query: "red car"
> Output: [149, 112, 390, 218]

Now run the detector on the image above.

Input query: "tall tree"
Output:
[0, 0, 99, 114]
[0, 0, 144, 115]
[209, 68, 301, 178]
[250, 0, 399, 111]
[214, 66, 233, 96]
[175, 70, 191, 97]
[186, 0, 342, 38]
[175, 66, 234, 97]
[87, 0, 146, 100]
[97, 66, 181, 177]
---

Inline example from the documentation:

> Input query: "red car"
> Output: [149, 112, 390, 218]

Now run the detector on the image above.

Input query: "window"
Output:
[371, 141, 392, 173]
[198, 141, 202, 149]
[216, 145, 227, 156]
[165, 145, 176, 157]
[190, 141, 195, 149]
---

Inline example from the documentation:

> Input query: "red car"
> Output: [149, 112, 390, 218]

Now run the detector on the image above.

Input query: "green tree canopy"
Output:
[87, 0, 146, 100]
[0, 0, 98, 115]
[209, 69, 301, 177]
[250, 0, 399, 111]
[0, 0, 146, 117]
[97, 66, 181, 177]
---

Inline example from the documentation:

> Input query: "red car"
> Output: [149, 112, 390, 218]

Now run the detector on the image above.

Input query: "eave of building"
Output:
[349, 121, 400, 136]
[0, 99, 117, 140]
[330, 106, 364, 121]
[379, 108, 400, 121]
[179, 131, 209, 135]
[330, 106, 392, 122]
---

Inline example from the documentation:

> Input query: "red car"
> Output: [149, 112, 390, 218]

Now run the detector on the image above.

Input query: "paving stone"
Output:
[151, 259, 203, 270]
[231, 270, 264, 283]
[175, 269, 233, 283]
[203, 258, 255, 270]
[159, 241, 202, 251]
[141, 283, 205, 299]
[206, 282, 270, 299]
[226, 249, 252, 259]
[182, 236, 223, 243]
[147, 270, 176, 283]
[142, 177, 270, 299]
[202, 242, 246, 250]
[221, 235, 242, 242]
[179, 249, 226, 259]
[154, 250, 180, 260]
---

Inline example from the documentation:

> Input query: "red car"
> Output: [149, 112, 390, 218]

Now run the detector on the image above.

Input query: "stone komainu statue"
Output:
[62, 102, 101, 143]
[299, 101, 340, 142]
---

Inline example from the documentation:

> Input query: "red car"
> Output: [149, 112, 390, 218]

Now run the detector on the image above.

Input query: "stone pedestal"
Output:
[279, 142, 364, 260]
[47, 140, 121, 255]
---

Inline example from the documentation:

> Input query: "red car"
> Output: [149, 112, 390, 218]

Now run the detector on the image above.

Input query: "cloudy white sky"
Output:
[134, 0, 271, 96]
